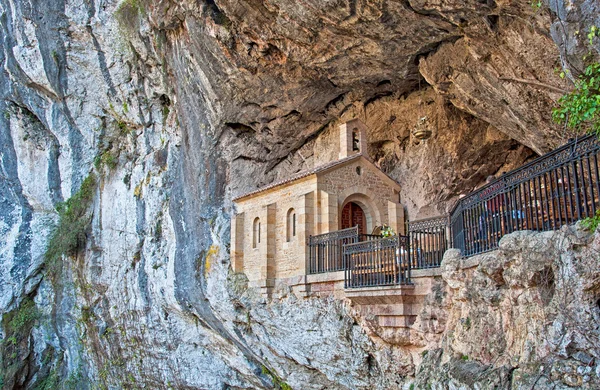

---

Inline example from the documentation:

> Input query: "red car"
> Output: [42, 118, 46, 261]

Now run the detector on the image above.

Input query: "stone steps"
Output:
[346, 270, 441, 339]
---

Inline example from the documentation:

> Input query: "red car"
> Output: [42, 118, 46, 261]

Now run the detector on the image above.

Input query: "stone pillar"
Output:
[231, 212, 245, 273]
[388, 201, 406, 235]
[253, 205, 269, 296]
[320, 191, 338, 233]
[258, 204, 276, 297]
[266, 204, 276, 279]
[295, 191, 315, 298]
[298, 191, 315, 273]
[314, 190, 322, 235]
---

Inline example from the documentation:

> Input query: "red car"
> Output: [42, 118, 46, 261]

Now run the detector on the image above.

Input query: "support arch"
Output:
[339, 189, 382, 234]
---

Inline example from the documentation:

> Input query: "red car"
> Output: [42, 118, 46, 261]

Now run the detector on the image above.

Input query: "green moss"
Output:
[1, 298, 41, 389]
[161, 105, 170, 123]
[461, 354, 469, 361]
[5, 298, 40, 333]
[115, 0, 144, 34]
[44, 174, 96, 281]
[64, 366, 84, 390]
[132, 250, 141, 266]
[32, 364, 60, 390]
[261, 364, 292, 390]
[80, 306, 94, 323]
[154, 219, 162, 241]
[116, 119, 131, 135]
[123, 173, 131, 188]
[94, 150, 119, 171]
[463, 317, 471, 330]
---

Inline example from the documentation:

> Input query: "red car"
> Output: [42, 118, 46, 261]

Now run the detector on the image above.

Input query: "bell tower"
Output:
[339, 119, 368, 160]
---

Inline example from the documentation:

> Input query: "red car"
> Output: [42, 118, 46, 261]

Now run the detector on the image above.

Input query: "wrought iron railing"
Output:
[306, 136, 600, 286]
[450, 134, 600, 257]
[408, 216, 450, 269]
[307, 227, 379, 274]
[343, 235, 411, 288]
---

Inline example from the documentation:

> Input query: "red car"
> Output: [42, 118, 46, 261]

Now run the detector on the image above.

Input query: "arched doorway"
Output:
[341, 202, 367, 234]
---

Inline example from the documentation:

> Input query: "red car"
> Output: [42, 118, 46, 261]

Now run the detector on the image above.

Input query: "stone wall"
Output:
[409, 225, 600, 389]
[233, 176, 317, 284]
[317, 158, 404, 234]
[233, 156, 404, 286]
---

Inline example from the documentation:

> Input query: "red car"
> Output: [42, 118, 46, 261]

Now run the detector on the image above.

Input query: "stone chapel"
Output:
[230, 119, 406, 296]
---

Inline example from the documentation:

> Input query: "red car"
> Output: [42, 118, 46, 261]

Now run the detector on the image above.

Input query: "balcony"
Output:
[307, 226, 412, 288]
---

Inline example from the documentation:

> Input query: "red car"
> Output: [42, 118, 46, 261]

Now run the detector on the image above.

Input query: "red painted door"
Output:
[341, 202, 366, 234]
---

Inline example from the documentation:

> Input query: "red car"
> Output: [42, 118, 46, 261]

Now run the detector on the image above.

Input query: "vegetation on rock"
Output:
[553, 62, 600, 135]
[0, 297, 41, 389]
[261, 364, 292, 390]
[44, 174, 96, 280]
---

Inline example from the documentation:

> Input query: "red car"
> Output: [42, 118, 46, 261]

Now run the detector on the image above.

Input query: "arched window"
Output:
[352, 128, 360, 151]
[253, 217, 261, 248]
[286, 208, 296, 242]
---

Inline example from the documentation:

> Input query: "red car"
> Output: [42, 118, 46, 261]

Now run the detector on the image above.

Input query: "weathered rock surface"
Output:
[412, 225, 600, 389]
[0, 0, 599, 388]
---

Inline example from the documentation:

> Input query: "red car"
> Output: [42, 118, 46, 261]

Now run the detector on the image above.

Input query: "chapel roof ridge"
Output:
[232, 154, 363, 201]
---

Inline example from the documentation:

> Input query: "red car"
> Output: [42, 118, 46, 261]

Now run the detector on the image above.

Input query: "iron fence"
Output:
[450, 135, 600, 257]
[307, 136, 600, 286]
[307, 227, 379, 274]
[343, 235, 411, 288]
[408, 216, 450, 269]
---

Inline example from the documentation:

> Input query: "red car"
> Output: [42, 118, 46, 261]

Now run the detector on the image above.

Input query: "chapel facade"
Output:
[230, 119, 406, 296]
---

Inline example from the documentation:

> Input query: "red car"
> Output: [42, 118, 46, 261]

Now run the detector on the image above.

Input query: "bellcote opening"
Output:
[352, 129, 360, 151]
[339, 119, 368, 160]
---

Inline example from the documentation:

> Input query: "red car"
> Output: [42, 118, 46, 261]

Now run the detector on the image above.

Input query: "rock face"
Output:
[413, 226, 600, 389]
[0, 0, 599, 388]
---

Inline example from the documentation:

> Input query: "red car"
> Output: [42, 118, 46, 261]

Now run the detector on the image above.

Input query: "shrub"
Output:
[552, 62, 600, 135]
[94, 150, 119, 171]
[1, 297, 41, 388]
[581, 210, 600, 232]
[44, 174, 96, 278]
[4, 298, 40, 333]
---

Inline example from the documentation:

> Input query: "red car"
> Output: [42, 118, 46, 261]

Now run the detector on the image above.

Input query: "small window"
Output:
[352, 129, 360, 151]
[253, 217, 260, 248]
[286, 208, 296, 242]
[356, 166, 362, 175]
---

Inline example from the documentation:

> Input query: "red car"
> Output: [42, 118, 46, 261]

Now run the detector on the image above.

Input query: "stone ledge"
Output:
[305, 271, 345, 284]
[345, 284, 416, 305]
[412, 267, 442, 278]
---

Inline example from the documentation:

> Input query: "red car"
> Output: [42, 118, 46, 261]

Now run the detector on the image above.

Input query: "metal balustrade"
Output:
[306, 135, 600, 288]
[450, 135, 600, 257]
[408, 216, 450, 269]
[343, 235, 411, 288]
[307, 227, 379, 274]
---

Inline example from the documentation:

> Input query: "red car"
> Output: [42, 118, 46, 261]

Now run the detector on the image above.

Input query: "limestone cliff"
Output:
[0, 0, 599, 388]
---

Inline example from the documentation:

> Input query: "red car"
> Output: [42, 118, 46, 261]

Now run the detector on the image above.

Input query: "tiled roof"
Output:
[233, 154, 363, 201]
